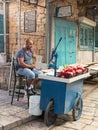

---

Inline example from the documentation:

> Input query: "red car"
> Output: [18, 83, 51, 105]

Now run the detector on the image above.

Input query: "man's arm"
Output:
[18, 57, 35, 69]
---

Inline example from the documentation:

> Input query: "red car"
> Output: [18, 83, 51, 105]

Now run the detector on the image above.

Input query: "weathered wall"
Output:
[0, 65, 10, 90]
[51, 0, 95, 64]
[7, 0, 96, 64]
[94, 52, 98, 62]
[50, 0, 80, 63]
[8, 0, 46, 60]
[77, 51, 93, 64]
[0, 0, 46, 89]
[53, 0, 78, 22]
[76, 0, 96, 64]
[0, 0, 97, 89]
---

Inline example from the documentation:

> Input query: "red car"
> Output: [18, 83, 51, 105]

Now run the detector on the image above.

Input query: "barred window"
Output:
[79, 23, 94, 50]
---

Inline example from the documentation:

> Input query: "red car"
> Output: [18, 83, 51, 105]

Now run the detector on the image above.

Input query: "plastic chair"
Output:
[10, 57, 30, 106]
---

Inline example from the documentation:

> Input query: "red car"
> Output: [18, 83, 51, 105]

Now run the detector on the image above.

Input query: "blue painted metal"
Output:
[54, 18, 76, 67]
[40, 79, 83, 115]
[0, 15, 4, 52]
[64, 80, 83, 114]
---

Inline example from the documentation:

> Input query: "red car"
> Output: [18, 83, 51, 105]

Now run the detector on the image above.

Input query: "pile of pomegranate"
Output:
[58, 65, 88, 78]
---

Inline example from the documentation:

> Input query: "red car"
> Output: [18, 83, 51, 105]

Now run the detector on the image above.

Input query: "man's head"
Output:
[25, 38, 33, 50]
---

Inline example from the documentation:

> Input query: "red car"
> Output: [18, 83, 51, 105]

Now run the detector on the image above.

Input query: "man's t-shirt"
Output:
[16, 48, 33, 70]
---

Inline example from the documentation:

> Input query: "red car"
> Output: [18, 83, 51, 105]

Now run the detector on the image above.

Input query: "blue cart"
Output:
[39, 73, 89, 126]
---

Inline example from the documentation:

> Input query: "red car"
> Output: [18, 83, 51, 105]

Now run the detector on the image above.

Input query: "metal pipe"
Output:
[17, 0, 21, 49]
[3, 2, 6, 53]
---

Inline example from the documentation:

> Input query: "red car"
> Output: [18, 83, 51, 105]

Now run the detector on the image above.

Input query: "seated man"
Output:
[15, 38, 42, 94]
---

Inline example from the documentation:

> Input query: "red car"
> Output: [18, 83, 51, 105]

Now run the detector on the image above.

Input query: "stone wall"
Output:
[7, 0, 46, 60]
[0, 0, 46, 90]
[0, 64, 10, 90]
[1, 0, 95, 89]
[51, 0, 96, 64]
[7, 0, 79, 61]
[53, 0, 78, 22]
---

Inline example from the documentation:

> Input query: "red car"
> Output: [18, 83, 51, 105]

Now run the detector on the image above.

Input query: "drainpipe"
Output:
[17, 0, 21, 50]
[3, 1, 6, 53]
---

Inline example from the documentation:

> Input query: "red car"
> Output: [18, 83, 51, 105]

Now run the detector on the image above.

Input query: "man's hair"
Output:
[25, 38, 32, 44]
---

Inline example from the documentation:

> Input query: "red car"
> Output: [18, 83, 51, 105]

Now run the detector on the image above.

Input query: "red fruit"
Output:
[72, 66, 77, 71]
[67, 67, 74, 72]
[72, 70, 76, 76]
[60, 69, 65, 76]
[76, 69, 83, 75]
[64, 71, 74, 78]
[77, 65, 84, 70]
[64, 69, 69, 73]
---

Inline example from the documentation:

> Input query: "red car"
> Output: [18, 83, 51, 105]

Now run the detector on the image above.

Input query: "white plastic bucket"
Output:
[0, 53, 6, 64]
[29, 95, 42, 116]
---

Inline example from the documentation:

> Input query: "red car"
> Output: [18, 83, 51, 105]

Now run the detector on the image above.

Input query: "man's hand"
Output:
[29, 63, 36, 69]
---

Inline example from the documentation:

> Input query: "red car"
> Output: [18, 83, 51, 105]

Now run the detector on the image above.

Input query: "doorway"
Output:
[54, 18, 77, 67]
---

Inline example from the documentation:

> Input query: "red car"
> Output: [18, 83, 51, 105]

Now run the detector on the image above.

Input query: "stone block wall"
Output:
[7, 0, 46, 60]
[0, 65, 10, 90]
[53, 0, 78, 22]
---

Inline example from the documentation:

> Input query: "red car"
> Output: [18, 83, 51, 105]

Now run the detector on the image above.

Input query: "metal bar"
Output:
[17, 0, 21, 49]
[8, 53, 13, 91]
[3, 2, 6, 53]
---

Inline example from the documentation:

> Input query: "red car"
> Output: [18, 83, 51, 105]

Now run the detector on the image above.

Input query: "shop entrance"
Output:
[55, 18, 76, 67]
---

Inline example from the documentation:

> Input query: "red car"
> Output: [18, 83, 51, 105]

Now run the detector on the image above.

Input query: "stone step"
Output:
[0, 110, 38, 130]
[0, 90, 39, 130]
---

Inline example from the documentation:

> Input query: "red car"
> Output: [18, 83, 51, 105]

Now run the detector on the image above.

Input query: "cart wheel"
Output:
[44, 100, 57, 126]
[72, 97, 83, 121]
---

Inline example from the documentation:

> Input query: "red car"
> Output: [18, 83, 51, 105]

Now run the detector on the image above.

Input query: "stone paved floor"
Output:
[10, 85, 98, 130]
[0, 90, 38, 130]
[0, 78, 98, 130]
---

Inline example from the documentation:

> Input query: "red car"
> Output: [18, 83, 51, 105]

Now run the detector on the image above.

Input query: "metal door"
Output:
[55, 18, 76, 67]
[0, 14, 4, 52]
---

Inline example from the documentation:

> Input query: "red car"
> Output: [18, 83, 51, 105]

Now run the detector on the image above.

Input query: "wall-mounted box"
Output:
[56, 5, 72, 17]
[24, 10, 36, 33]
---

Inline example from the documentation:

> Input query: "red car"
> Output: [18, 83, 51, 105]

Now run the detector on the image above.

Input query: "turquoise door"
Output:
[55, 18, 76, 67]
[0, 14, 4, 52]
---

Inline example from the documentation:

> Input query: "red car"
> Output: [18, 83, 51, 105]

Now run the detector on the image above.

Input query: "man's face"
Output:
[26, 40, 33, 49]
